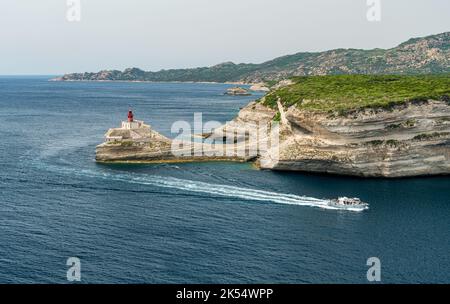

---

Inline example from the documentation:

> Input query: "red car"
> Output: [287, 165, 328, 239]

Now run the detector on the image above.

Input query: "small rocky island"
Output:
[96, 75, 450, 178]
[224, 87, 252, 96]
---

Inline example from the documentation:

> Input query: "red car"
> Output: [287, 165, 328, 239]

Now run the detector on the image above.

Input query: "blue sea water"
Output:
[0, 76, 449, 283]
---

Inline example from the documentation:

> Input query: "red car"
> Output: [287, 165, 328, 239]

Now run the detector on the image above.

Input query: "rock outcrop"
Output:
[224, 87, 251, 96]
[249, 83, 270, 92]
[95, 71, 450, 178]
[257, 100, 450, 177]
[96, 99, 450, 177]
[96, 125, 174, 162]
[96, 120, 257, 163]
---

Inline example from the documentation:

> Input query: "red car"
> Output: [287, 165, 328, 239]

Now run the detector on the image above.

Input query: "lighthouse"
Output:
[121, 109, 145, 130]
[128, 110, 134, 122]
[104, 109, 151, 143]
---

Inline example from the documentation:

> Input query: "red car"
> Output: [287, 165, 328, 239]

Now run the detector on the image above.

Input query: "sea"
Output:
[0, 76, 449, 283]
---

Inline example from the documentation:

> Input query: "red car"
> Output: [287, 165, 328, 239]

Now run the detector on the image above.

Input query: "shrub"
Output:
[259, 74, 450, 115]
[273, 112, 281, 122]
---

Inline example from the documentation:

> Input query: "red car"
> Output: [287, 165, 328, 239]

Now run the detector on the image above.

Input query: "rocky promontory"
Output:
[253, 75, 450, 177]
[96, 75, 450, 178]
[258, 99, 450, 177]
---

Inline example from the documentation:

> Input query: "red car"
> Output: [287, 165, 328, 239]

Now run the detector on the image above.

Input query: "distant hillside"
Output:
[56, 32, 449, 84]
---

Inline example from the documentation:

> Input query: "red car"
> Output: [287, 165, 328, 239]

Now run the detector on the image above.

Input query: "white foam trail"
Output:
[37, 163, 366, 212]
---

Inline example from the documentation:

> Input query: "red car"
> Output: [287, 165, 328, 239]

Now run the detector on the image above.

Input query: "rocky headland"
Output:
[258, 99, 450, 177]
[96, 75, 450, 178]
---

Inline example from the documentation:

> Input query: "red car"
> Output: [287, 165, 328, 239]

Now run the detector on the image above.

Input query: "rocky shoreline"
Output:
[95, 72, 450, 178]
[96, 98, 450, 178]
[259, 100, 450, 177]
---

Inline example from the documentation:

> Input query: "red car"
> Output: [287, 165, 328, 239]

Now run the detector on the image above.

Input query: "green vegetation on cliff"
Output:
[261, 74, 450, 114]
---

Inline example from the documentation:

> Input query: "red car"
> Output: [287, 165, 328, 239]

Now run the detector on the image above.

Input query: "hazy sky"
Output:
[1, 0, 449, 75]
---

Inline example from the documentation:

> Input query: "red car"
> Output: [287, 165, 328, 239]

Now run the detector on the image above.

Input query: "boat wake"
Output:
[36, 163, 367, 212]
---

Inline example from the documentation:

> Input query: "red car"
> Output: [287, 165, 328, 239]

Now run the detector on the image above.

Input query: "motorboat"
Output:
[328, 197, 369, 210]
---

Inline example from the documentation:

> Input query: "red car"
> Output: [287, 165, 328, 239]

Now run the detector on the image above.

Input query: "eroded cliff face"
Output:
[208, 101, 276, 141]
[96, 99, 450, 177]
[95, 122, 256, 163]
[258, 100, 450, 177]
[95, 128, 174, 162]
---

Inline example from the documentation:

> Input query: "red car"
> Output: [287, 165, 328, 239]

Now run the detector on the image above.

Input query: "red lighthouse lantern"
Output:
[128, 110, 134, 122]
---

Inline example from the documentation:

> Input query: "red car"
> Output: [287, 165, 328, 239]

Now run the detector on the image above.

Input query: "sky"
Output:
[0, 0, 449, 75]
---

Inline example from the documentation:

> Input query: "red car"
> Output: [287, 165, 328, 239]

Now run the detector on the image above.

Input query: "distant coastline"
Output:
[49, 78, 252, 85]
[55, 32, 449, 84]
